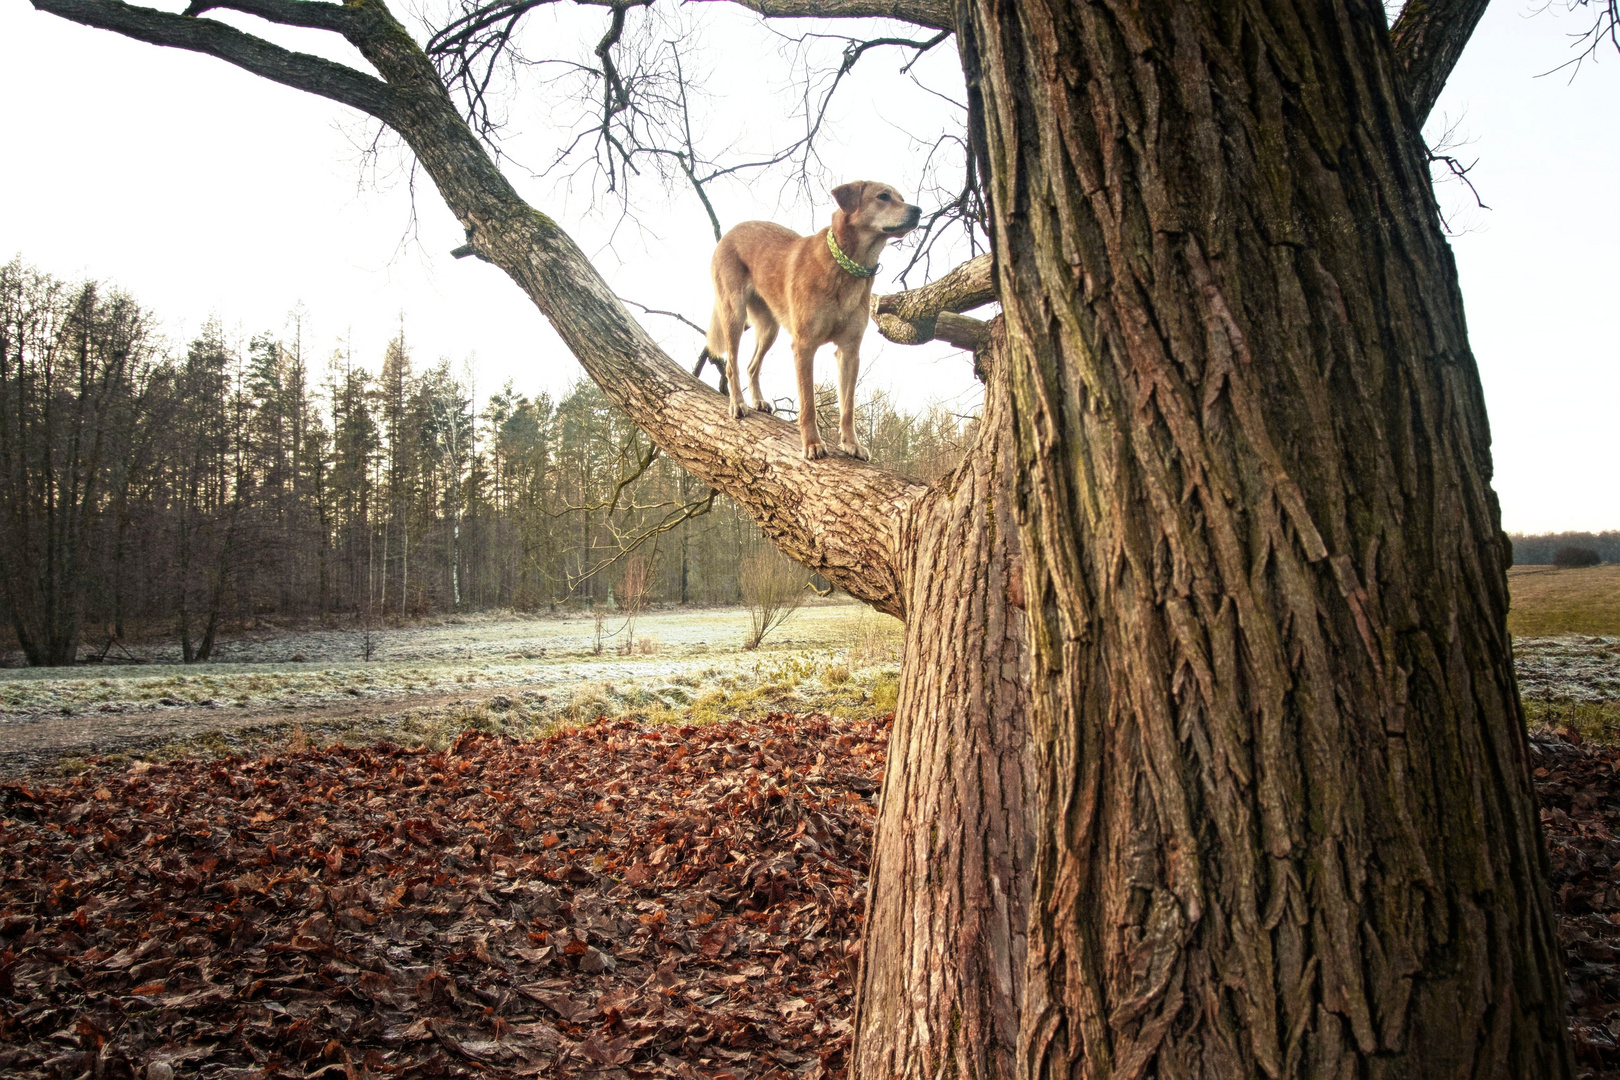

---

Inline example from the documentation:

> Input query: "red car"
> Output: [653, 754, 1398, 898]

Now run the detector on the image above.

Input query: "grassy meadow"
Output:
[6, 564, 1620, 768]
[1508, 563, 1620, 740]
[1508, 564, 1620, 638]
[0, 602, 906, 773]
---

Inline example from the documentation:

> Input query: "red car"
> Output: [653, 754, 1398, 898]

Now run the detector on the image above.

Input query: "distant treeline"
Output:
[0, 258, 969, 666]
[1508, 532, 1619, 566]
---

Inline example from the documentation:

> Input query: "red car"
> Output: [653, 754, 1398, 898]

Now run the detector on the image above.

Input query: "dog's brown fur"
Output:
[701, 181, 921, 460]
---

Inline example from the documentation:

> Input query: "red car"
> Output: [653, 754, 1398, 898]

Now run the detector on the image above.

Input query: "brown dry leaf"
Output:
[0, 712, 894, 1078]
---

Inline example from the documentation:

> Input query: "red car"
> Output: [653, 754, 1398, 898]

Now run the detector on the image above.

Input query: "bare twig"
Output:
[1531, 0, 1620, 79]
[1424, 112, 1490, 234]
[556, 486, 718, 597]
[616, 294, 706, 338]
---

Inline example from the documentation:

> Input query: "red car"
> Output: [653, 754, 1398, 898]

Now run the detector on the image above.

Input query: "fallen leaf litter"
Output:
[1534, 728, 1620, 1078]
[0, 713, 886, 1078]
[3, 714, 1619, 1078]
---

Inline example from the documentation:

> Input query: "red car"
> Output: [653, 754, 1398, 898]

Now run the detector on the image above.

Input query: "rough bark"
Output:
[689, 0, 955, 31]
[852, 328, 1033, 1079]
[26, 2, 1572, 1077]
[870, 252, 996, 350]
[1390, 0, 1494, 127]
[957, 0, 1570, 1076]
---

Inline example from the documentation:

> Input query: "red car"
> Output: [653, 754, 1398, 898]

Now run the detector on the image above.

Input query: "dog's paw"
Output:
[841, 438, 870, 461]
[728, 401, 749, 421]
[752, 400, 775, 415]
[802, 439, 828, 461]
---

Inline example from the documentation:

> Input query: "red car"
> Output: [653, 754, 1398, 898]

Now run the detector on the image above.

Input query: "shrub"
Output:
[616, 556, 651, 655]
[740, 549, 807, 650]
[1553, 545, 1602, 569]
[850, 611, 904, 668]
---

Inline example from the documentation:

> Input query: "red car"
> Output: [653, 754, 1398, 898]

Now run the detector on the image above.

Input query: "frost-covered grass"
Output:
[21, 573, 1620, 756]
[1506, 564, 1620, 740]
[0, 602, 906, 768]
[77, 632, 905, 769]
[0, 602, 895, 718]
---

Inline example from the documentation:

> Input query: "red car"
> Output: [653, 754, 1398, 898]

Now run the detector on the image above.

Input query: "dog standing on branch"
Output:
[699, 182, 921, 460]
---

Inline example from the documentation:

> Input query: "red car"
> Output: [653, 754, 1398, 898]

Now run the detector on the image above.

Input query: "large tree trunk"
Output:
[957, 0, 1572, 1075]
[852, 333, 1032, 1079]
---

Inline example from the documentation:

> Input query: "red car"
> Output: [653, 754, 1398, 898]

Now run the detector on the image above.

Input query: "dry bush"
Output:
[850, 611, 904, 668]
[616, 556, 652, 655]
[634, 635, 659, 655]
[741, 549, 807, 650]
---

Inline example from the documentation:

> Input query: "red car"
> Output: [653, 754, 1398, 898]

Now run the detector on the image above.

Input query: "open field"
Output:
[3, 562, 1619, 770]
[1509, 564, 1620, 638]
[0, 602, 902, 774]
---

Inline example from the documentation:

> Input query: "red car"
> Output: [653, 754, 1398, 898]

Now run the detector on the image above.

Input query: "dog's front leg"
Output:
[834, 339, 868, 460]
[794, 340, 826, 459]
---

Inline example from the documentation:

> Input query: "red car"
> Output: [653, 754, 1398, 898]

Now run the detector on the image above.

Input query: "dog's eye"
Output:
[877, 193, 891, 201]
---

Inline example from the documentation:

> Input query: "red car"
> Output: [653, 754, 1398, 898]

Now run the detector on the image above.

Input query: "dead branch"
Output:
[1530, 0, 1620, 78]
[557, 485, 718, 596]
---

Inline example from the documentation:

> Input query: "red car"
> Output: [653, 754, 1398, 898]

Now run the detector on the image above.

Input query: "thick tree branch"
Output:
[29, 0, 923, 617]
[1389, 0, 1492, 126]
[181, 0, 355, 33]
[29, 0, 398, 120]
[692, 0, 953, 32]
[870, 252, 992, 347]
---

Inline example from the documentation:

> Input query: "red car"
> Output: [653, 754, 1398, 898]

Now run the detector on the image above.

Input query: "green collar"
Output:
[827, 229, 879, 278]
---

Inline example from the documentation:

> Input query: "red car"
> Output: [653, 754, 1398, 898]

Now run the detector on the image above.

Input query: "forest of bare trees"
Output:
[0, 256, 969, 666]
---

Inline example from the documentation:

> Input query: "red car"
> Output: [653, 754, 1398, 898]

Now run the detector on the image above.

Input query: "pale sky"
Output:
[0, 0, 1615, 533]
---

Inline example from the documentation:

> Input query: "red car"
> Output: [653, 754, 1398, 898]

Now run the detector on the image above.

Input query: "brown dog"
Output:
[699, 182, 921, 460]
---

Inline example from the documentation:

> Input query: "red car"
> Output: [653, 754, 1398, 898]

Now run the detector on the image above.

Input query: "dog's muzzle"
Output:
[883, 204, 923, 235]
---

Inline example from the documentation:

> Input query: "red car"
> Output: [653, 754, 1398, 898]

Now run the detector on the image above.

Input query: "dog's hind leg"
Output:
[708, 243, 753, 420]
[833, 336, 868, 460]
[707, 296, 749, 420]
[744, 298, 778, 414]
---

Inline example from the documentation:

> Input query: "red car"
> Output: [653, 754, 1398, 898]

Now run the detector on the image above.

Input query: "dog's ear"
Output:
[831, 182, 866, 213]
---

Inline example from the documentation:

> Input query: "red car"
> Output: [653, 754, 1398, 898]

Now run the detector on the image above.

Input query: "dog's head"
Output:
[831, 181, 922, 239]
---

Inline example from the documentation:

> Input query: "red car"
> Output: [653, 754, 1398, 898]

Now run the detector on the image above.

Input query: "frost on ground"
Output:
[1515, 636, 1620, 704]
[3, 599, 1616, 771]
[0, 604, 904, 771]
